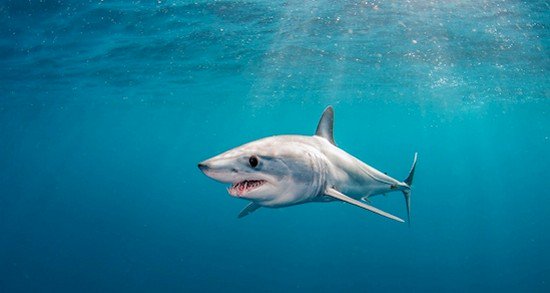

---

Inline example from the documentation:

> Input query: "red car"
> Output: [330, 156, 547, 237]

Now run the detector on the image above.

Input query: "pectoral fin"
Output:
[325, 187, 404, 223]
[237, 202, 261, 218]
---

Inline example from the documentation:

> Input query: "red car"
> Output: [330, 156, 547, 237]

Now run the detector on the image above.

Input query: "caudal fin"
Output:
[402, 152, 418, 225]
[404, 152, 418, 187]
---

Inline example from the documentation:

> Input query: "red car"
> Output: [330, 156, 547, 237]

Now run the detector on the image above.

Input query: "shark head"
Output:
[198, 136, 327, 207]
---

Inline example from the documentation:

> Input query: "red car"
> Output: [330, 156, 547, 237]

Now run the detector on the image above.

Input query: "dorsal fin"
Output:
[315, 106, 336, 145]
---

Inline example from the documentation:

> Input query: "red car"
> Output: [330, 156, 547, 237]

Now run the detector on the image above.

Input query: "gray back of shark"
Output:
[198, 106, 417, 223]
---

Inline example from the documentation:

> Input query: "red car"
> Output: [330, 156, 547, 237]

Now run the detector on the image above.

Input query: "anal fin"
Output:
[238, 202, 261, 219]
[360, 196, 371, 204]
[325, 187, 404, 223]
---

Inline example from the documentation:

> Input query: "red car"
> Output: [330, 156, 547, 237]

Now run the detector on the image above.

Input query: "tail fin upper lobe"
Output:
[404, 152, 418, 187]
[403, 152, 418, 225]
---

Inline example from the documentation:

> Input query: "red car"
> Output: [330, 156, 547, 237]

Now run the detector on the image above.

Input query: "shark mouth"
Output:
[228, 180, 266, 197]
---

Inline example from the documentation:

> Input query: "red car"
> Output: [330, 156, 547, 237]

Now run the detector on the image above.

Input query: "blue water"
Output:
[1, 0, 549, 292]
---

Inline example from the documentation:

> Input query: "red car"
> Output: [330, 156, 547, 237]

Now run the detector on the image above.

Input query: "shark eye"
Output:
[249, 155, 259, 168]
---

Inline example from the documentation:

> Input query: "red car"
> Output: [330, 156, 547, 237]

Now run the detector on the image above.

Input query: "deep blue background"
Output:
[1, 0, 549, 292]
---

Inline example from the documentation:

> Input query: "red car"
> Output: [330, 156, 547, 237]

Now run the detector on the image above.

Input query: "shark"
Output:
[198, 106, 417, 223]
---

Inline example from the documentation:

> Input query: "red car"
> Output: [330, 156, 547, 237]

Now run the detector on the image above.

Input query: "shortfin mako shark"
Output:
[198, 106, 417, 223]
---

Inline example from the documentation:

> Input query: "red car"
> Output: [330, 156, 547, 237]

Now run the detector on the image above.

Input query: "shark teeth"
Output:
[228, 180, 266, 196]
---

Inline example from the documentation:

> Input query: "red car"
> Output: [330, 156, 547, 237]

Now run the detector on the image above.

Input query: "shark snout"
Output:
[197, 157, 224, 173]
[197, 157, 239, 183]
[197, 162, 209, 171]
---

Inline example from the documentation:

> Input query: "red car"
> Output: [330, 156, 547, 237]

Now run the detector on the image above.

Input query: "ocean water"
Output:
[1, 0, 549, 292]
